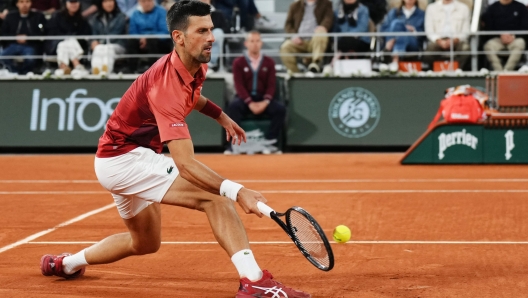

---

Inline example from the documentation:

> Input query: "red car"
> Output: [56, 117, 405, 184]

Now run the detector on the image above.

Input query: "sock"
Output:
[62, 249, 89, 275]
[231, 249, 263, 281]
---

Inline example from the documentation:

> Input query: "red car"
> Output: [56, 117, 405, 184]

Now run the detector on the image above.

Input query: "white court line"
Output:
[2, 190, 528, 195]
[0, 203, 115, 254]
[0, 191, 107, 195]
[1, 179, 528, 184]
[0, 180, 99, 183]
[27, 240, 528, 245]
[261, 190, 528, 194]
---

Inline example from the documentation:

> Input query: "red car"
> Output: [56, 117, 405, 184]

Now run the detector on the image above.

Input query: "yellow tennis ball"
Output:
[333, 225, 351, 243]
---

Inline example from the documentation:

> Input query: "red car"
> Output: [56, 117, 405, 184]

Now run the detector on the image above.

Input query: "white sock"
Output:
[62, 249, 89, 275]
[231, 249, 263, 281]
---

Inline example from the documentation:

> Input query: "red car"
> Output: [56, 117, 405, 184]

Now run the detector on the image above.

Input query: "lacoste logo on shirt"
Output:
[244, 251, 250, 255]
[167, 166, 174, 174]
[170, 123, 185, 127]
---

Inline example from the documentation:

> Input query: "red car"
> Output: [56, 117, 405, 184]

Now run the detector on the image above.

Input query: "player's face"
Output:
[183, 16, 215, 64]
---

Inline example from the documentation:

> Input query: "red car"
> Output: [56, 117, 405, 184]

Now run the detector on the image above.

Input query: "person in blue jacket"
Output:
[333, 0, 371, 56]
[127, 0, 170, 72]
[380, 0, 424, 70]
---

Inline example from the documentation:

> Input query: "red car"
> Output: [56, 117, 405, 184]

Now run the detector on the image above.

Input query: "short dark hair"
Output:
[94, 0, 121, 16]
[166, 0, 211, 33]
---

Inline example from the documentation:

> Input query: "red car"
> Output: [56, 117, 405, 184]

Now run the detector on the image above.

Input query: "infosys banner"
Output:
[0, 80, 225, 147]
[402, 124, 528, 164]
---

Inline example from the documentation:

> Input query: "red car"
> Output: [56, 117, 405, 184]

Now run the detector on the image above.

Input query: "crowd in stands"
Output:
[0, 0, 528, 76]
[279, 0, 528, 74]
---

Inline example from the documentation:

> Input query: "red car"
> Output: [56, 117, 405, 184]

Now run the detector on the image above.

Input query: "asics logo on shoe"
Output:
[252, 286, 288, 298]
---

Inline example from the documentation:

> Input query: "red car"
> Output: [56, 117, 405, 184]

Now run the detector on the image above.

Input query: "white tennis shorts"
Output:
[94, 147, 178, 219]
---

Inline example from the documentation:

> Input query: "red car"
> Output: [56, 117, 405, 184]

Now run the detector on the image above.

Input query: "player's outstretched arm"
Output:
[167, 139, 266, 217]
[195, 95, 246, 145]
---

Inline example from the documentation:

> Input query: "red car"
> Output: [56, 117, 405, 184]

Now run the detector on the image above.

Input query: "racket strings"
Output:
[287, 210, 331, 268]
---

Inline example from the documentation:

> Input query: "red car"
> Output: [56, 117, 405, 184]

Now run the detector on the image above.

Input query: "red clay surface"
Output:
[1, 153, 528, 297]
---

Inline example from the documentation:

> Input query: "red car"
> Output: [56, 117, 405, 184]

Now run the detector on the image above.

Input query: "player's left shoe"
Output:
[40, 253, 85, 279]
[235, 269, 311, 298]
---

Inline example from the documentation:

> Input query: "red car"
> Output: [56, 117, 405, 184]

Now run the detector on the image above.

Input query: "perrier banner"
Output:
[402, 124, 528, 164]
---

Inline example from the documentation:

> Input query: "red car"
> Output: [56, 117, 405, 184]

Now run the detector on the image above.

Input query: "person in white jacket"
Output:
[424, 0, 470, 69]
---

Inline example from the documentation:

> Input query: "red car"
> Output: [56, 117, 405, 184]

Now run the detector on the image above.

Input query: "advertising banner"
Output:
[287, 77, 485, 146]
[0, 79, 225, 147]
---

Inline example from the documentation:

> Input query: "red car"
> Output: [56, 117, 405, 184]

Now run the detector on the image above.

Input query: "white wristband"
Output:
[220, 180, 244, 201]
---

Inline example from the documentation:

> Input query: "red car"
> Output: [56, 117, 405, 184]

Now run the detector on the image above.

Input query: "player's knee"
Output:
[199, 196, 234, 213]
[132, 238, 161, 255]
[133, 243, 160, 255]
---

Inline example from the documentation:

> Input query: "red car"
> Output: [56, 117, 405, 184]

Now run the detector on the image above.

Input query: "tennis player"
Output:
[40, 1, 310, 297]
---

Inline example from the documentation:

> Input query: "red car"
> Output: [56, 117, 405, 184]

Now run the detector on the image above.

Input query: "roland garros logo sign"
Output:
[328, 87, 380, 138]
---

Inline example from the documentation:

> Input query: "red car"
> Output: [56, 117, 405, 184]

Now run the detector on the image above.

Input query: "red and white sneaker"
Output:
[40, 253, 85, 279]
[236, 270, 311, 298]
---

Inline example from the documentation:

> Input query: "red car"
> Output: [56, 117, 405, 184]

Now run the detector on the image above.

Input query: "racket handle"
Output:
[257, 201, 274, 218]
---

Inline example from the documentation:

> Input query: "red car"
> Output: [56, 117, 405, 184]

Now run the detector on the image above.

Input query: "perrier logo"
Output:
[167, 166, 174, 174]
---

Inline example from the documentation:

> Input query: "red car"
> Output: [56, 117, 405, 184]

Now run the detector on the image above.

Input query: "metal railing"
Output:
[0, 30, 527, 75]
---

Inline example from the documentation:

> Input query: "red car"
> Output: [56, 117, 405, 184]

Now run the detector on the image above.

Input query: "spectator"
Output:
[31, 0, 61, 17]
[199, 0, 228, 70]
[481, 0, 528, 71]
[380, 0, 424, 71]
[424, 0, 470, 69]
[333, 0, 387, 24]
[116, 0, 137, 17]
[80, 0, 98, 18]
[227, 31, 285, 154]
[0, 0, 15, 28]
[160, 0, 176, 11]
[359, 0, 387, 24]
[0, 0, 46, 74]
[89, 0, 127, 74]
[280, 0, 334, 73]
[46, 0, 92, 75]
[214, 0, 271, 32]
[128, 0, 170, 73]
[333, 0, 371, 56]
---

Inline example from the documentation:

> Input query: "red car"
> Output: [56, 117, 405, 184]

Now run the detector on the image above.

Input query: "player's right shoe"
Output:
[235, 269, 311, 298]
[40, 253, 85, 279]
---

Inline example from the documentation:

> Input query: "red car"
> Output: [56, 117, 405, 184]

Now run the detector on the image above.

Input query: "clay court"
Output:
[1, 153, 527, 297]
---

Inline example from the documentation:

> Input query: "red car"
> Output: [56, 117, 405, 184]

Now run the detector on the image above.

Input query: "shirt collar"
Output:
[170, 51, 206, 86]
[247, 52, 262, 63]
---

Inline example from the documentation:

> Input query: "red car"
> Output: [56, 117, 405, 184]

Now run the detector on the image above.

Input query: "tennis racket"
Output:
[257, 201, 334, 271]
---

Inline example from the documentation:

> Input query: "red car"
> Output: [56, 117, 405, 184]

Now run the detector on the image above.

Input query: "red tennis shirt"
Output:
[96, 51, 207, 158]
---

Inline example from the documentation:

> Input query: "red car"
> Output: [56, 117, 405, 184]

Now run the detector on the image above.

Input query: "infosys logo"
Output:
[438, 129, 478, 160]
[30, 89, 120, 132]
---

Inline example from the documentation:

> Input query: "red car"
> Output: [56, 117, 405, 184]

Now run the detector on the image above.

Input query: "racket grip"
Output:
[257, 201, 274, 218]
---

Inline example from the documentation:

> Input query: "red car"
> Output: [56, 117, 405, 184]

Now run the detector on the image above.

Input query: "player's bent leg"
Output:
[161, 176, 311, 297]
[161, 175, 249, 256]
[84, 202, 162, 264]
[41, 203, 162, 279]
